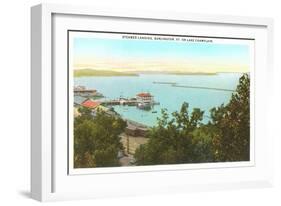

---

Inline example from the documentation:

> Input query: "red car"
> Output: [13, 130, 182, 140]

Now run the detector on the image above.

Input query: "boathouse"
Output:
[136, 92, 154, 103]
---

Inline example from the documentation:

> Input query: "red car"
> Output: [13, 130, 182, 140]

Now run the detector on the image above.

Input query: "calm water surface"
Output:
[74, 73, 242, 126]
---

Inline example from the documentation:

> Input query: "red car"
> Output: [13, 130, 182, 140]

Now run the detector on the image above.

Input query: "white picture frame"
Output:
[31, 3, 274, 202]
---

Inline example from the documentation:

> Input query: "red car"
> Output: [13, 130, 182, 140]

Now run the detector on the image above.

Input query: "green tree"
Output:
[74, 109, 127, 168]
[210, 74, 250, 162]
[191, 125, 215, 162]
[134, 102, 213, 165]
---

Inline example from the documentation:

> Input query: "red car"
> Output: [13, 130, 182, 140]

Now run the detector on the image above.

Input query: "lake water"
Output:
[74, 73, 242, 126]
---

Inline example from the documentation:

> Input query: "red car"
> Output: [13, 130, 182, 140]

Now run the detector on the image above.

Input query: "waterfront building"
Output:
[74, 85, 86, 91]
[81, 99, 101, 109]
[136, 92, 154, 103]
[125, 125, 148, 137]
[136, 92, 154, 110]
[74, 85, 97, 97]
[125, 121, 148, 137]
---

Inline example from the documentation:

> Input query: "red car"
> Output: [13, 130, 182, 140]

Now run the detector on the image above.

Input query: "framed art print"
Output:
[68, 30, 255, 175]
[31, 3, 274, 201]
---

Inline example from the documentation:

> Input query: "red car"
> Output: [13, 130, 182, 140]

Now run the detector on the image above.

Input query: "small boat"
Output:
[137, 102, 152, 110]
[152, 111, 157, 113]
[153, 101, 160, 105]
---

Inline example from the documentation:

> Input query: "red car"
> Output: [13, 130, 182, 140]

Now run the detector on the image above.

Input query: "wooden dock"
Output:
[101, 99, 138, 106]
[101, 98, 159, 107]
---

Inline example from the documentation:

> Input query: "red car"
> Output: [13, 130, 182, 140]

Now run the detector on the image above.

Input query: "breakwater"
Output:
[171, 84, 235, 92]
[153, 81, 235, 92]
[153, 81, 176, 85]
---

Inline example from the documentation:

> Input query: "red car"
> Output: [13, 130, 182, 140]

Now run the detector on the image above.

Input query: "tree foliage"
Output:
[74, 108, 127, 168]
[210, 74, 250, 161]
[134, 103, 213, 165]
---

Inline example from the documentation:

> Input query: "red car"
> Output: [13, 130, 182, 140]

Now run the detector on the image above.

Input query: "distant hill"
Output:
[166, 71, 217, 75]
[127, 70, 217, 75]
[74, 69, 138, 77]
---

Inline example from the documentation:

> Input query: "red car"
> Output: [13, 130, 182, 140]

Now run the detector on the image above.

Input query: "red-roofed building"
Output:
[81, 99, 101, 109]
[136, 92, 153, 103]
[136, 92, 152, 98]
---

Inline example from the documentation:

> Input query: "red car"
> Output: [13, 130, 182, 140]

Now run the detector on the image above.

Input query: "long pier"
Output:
[171, 84, 235, 92]
[153, 81, 176, 85]
[153, 81, 235, 92]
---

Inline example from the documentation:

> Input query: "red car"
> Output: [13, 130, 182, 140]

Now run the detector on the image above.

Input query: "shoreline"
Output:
[74, 69, 248, 77]
[74, 72, 218, 77]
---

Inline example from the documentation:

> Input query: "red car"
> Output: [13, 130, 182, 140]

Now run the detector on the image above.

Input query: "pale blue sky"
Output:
[73, 37, 251, 73]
